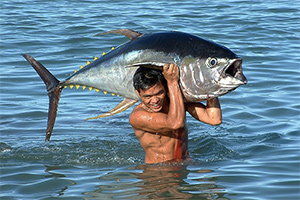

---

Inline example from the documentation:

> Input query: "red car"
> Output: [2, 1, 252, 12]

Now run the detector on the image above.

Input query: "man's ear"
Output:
[135, 89, 141, 97]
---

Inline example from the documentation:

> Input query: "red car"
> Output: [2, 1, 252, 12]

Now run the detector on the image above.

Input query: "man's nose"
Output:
[151, 96, 159, 103]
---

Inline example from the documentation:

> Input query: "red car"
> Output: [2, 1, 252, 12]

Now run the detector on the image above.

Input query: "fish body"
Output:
[23, 29, 247, 140]
[64, 31, 245, 100]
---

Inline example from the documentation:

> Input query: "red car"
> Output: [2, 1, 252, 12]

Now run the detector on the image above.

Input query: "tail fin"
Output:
[22, 54, 61, 141]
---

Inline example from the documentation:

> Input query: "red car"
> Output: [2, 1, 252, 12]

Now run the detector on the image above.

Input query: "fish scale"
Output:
[67, 48, 120, 96]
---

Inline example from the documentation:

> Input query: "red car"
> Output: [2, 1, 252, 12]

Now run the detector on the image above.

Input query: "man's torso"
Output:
[134, 121, 189, 163]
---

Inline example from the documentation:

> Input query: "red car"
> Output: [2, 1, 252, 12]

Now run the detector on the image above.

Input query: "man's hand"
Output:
[162, 64, 179, 83]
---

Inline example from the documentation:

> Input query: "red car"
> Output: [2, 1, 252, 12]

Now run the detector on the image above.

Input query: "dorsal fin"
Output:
[94, 29, 143, 40]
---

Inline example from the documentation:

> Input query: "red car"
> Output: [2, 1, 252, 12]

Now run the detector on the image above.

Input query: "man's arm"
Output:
[129, 64, 185, 133]
[185, 98, 222, 125]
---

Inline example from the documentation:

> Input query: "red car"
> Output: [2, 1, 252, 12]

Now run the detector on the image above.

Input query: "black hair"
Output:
[133, 67, 167, 93]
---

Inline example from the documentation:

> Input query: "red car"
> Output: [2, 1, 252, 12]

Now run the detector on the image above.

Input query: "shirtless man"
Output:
[129, 64, 222, 164]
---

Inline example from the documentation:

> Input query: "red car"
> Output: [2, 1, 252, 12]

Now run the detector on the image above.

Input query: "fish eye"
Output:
[208, 58, 218, 67]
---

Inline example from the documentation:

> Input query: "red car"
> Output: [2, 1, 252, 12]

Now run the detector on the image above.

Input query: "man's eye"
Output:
[157, 90, 165, 95]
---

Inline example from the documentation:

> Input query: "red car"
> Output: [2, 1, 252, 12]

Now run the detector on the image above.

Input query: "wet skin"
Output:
[130, 64, 222, 164]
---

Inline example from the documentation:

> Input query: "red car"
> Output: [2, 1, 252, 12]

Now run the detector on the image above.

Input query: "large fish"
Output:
[23, 29, 247, 141]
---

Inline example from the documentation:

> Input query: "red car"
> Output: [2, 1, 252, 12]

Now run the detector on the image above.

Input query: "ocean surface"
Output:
[1, 0, 299, 199]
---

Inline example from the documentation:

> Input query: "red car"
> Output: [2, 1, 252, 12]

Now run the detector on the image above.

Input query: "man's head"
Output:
[133, 67, 167, 93]
[133, 67, 168, 112]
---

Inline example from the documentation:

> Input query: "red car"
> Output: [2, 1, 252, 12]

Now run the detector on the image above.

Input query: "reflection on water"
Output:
[135, 163, 228, 200]
[83, 163, 229, 200]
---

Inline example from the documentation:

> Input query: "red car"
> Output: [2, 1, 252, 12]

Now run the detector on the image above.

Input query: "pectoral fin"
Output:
[84, 98, 138, 120]
[126, 62, 166, 71]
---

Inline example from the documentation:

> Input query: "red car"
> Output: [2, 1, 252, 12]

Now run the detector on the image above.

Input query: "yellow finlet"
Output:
[76, 85, 80, 89]
[103, 91, 107, 95]
[64, 86, 68, 88]
[111, 47, 115, 50]
[111, 93, 115, 96]
[102, 52, 106, 56]
[95, 89, 100, 93]
[89, 87, 92, 91]
[74, 70, 78, 73]
[94, 56, 98, 61]
[80, 65, 84, 69]
[82, 86, 86, 90]
[70, 85, 74, 89]
[87, 61, 91, 65]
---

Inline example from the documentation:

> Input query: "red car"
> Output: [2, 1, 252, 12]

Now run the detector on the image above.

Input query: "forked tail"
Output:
[22, 54, 62, 141]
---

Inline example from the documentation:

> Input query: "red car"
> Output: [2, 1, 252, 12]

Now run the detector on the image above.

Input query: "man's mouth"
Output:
[151, 103, 161, 110]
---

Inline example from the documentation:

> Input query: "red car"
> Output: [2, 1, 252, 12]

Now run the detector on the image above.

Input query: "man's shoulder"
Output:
[131, 103, 144, 115]
[129, 104, 147, 125]
[131, 103, 154, 116]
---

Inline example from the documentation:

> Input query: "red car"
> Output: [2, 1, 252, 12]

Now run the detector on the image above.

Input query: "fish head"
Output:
[179, 55, 247, 102]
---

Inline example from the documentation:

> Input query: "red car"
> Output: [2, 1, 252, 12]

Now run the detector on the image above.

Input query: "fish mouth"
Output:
[220, 58, 247, 85]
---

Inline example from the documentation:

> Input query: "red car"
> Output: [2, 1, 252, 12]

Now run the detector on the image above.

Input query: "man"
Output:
[129, 64, 222, 164]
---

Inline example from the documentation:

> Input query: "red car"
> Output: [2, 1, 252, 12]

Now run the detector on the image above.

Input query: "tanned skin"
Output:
[129, 64, 222, 164]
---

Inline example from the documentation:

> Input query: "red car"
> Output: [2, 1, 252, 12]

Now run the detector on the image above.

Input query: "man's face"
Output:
[136, 82, 167, 113]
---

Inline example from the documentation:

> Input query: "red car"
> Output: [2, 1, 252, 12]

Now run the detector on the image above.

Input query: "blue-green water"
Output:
[1, 0, 299, 199]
